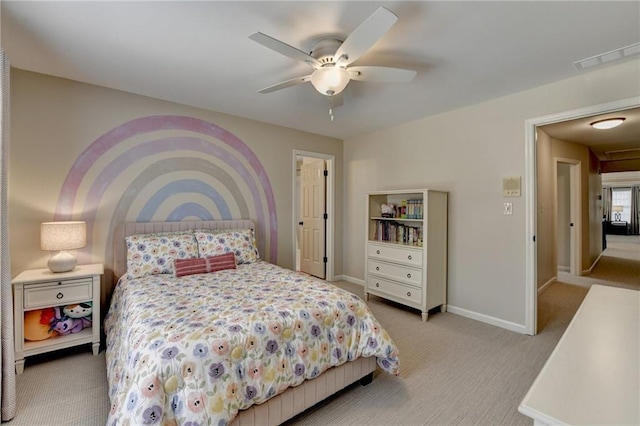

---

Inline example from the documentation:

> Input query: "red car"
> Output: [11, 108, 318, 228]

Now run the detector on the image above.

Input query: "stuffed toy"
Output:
[24, 308, 58, 341]
[50, 304, 91, 335]
[64, 302, 92, 330]
[63, 302, 92, 320]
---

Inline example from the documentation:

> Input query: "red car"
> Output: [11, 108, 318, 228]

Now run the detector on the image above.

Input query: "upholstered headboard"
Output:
[112, 220, 255, 280]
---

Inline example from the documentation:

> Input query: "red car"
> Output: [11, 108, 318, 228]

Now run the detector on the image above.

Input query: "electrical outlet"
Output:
[504, 203, 513, 215]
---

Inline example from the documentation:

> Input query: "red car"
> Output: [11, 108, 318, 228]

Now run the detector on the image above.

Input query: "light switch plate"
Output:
[503, 176, 521, 197]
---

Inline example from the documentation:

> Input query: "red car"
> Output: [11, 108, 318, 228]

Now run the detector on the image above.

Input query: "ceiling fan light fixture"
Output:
[590, 117, 625, 130]
[311, 66, 350, 96]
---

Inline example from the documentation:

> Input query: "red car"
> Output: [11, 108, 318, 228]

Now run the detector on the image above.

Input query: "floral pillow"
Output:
[125, 231, 198, 279]
[194, 228, 260, 264]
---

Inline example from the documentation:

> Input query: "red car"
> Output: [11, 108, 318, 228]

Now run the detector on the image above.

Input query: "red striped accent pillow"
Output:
[174, 252, 237, 277]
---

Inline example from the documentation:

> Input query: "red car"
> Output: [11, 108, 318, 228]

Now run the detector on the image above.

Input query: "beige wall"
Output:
[587, 150, 603, 265]
[9, 70, 343, 291]
[536, 130, 555, 288]
[537, 131, 602, 287]
[343, 59, 640, 328]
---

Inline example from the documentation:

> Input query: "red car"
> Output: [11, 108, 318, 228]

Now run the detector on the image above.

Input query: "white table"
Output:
[519, 285, 639, 426]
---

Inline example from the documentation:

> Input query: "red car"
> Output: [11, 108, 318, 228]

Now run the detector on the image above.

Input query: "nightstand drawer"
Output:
[23, 278, 92, 309]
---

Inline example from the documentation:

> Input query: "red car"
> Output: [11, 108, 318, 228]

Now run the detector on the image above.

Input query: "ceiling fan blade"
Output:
[249, 32, 321, 68]
[257, 75, 311, 94]
[335, 7, 398, 67]
[347, 66, 416, 83]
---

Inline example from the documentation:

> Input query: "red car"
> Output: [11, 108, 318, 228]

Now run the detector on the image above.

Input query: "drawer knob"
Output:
[56, 292, 64, 299]
[375, 282, 380, 288]
[376, 266, 380, 271]
[407, 255, 412, 260]
[376, 250, 380, 255]
[407, 291, 411, 297]
[407, 273, 411, 279]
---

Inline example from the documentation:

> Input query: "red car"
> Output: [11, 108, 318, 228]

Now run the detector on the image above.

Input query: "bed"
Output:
[105, 220, 400, 425]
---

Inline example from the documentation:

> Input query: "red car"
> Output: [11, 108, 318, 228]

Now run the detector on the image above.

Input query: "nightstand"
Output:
[12, 263, 103, 374]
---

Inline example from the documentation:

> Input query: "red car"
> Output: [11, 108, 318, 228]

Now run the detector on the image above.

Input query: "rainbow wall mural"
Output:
[52, 115, 277, 270]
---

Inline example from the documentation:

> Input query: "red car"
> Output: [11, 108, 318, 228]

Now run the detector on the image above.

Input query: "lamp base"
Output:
[48, 251, 77, 273]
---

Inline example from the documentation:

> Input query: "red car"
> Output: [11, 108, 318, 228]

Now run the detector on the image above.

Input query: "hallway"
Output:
[557, 234, 640, 291]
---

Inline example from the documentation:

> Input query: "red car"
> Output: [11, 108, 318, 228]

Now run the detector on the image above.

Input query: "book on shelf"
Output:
[396, 199, 424, 219]
[372, 219, 422, 245]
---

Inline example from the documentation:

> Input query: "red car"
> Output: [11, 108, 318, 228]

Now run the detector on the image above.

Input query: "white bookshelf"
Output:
[365, 189, 448, 321]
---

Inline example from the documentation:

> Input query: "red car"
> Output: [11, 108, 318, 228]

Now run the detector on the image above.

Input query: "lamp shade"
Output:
[310, 66, 350, 96]
[41, 221, 86, 251]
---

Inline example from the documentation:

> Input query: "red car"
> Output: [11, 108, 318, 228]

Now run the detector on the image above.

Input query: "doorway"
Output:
[292, 150, 335, 281]
[525, 97, 639, 335]
[555, 159, 581, 276]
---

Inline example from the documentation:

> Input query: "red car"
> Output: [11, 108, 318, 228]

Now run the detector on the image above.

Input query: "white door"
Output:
[555, 158, 582, 276]
[556, 163, 571, 272]
[568, 162, 581, 276]
[300, 159, 326, 278]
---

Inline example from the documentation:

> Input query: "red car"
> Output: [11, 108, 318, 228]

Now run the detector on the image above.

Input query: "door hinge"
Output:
[323, 169, 328, 177]
[323, 213, 328, 220]
[533, 235, 536, 242]
[323, 256, 328, 263]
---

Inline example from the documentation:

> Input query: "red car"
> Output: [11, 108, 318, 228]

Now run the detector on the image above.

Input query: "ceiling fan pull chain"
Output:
[328, 91, 335, 121]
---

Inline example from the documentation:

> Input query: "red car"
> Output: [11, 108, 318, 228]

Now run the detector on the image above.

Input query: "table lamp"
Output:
[612, 205, 623, 222]
[40, 221, 86, 273]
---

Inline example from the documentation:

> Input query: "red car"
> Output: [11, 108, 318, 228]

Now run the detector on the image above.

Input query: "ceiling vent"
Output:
[605, 147, 640, 161]
[574, 42, 640, 70]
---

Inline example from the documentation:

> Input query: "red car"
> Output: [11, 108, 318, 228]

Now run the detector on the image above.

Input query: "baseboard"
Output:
[582, 251, 604, 275]
[344, 276, 526, 334]
[446, 305, 527, 334]
[556, 271, 594, 289]
[339, 275, 364, 286]
[538, 276, 556, 294]
[557, 265, 569, 272]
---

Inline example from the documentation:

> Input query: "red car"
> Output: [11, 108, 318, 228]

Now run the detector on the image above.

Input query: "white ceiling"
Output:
[540, 107, 640, 165]
[1, 1, 639, 142]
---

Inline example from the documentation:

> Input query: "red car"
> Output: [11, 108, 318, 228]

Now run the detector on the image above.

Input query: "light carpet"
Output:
[559, 234, 640, 291]
[9, 282, 588, 426]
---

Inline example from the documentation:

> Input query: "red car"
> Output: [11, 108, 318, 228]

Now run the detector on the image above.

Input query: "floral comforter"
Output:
[105, 261, 400, 425]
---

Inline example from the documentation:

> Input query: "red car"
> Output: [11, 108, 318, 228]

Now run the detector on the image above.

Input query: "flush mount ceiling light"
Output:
[590, 117, 625, 130]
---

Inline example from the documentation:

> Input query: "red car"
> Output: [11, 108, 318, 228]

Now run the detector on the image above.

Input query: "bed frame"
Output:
[111, 220, 376, 425]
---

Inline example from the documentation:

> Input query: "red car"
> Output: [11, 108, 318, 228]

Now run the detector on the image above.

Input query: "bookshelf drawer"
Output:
[367, 276, 422, 305]
[367, 243, 422, 267]
[368, 259, 422, 286]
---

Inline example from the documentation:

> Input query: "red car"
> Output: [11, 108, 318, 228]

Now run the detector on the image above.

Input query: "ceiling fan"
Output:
[249, 7, 416, 111]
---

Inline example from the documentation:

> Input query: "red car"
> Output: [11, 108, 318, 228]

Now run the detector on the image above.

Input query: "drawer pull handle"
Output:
[56, 292, 64, 299]
[407, 255, 412, 260]
[375, 282, 380, 287]
[407, 273, 411, 279]
[376, 250, 380, 255]
[57, 282, 62, 286]
[407, 291, 412, 297]
[376, 266, 380, 271]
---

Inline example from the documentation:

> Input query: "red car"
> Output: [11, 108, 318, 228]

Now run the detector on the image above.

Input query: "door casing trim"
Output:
[525, 96, 640, 335]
